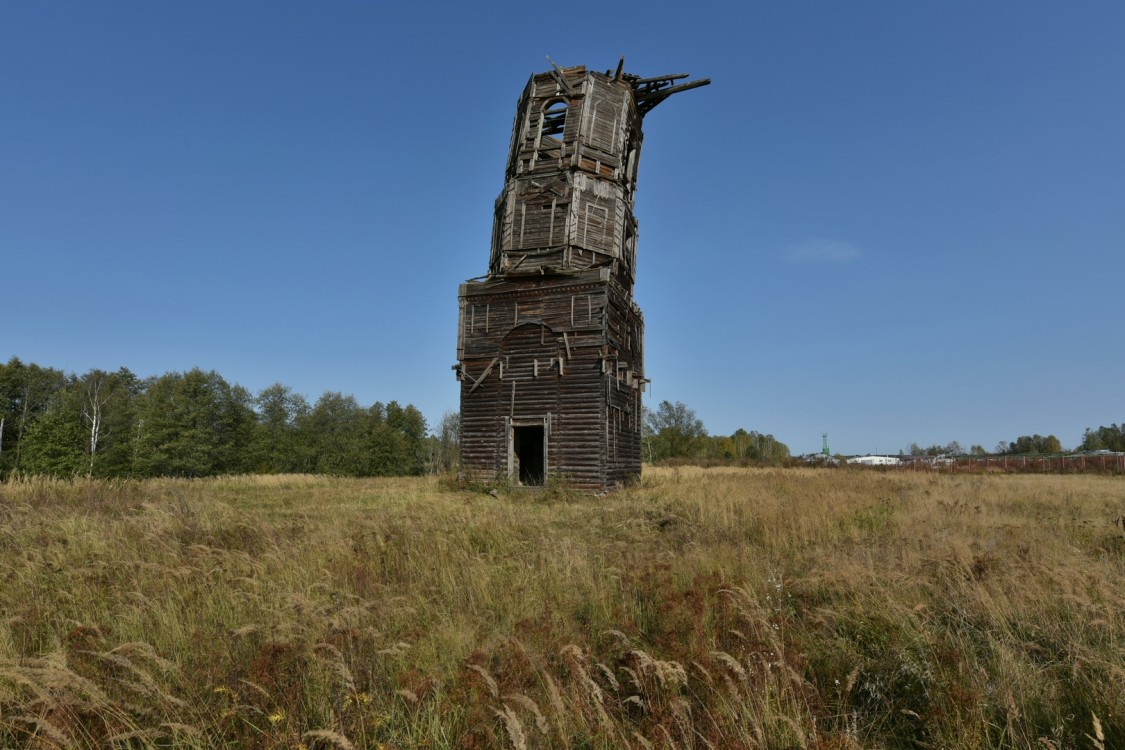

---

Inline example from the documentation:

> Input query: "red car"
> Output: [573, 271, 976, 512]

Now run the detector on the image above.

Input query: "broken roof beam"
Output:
[629, 73, 692, 85]
[545, 55, 576, 95]
[633, 76, 711, 115]
[634, 78, 712, 99]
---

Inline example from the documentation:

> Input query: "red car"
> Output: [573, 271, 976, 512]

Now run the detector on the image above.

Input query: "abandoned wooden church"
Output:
[455, 60, 708, 490]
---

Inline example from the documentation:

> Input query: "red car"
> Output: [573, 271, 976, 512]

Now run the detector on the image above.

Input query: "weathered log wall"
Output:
[488, 66, 642, 293]
[458, 268, 642, 490]
[457, 62, 706, 491]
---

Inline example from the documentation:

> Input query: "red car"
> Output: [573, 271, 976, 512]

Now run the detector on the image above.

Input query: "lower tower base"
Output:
[456, 268, 644, 491]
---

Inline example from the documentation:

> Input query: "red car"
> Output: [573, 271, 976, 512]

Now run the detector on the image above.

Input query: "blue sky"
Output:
[3, 2, 1122, 455]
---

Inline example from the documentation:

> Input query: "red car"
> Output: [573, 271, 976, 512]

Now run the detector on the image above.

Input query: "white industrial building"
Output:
[847, 455, 902, 466]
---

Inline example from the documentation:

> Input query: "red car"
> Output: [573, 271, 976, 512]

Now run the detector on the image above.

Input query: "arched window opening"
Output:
[540, 100, 568, 141]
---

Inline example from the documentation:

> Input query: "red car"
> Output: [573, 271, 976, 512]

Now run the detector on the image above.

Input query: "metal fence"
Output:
[895, 454, 1125, 474]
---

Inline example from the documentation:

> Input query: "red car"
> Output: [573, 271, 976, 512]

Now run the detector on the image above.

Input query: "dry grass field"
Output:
[1, 468, 1123, 749]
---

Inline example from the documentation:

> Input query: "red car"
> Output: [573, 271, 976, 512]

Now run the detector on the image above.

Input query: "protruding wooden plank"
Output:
[468, 357, 499, 395]
[545, 55, 575, 96]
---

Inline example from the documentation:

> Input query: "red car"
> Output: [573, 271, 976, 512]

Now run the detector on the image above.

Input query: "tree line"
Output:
[643, 400, 790, 465]
[0, 357, 441, 480]
[906, 425, 1124, 457]
[904, 437, 1067, 457]
[1078, 424, 1125, 452]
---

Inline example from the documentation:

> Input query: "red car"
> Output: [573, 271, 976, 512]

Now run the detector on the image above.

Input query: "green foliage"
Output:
[907, 441, 964, 456]
[1005, 433, 1064, 455]
[705, 427, 791, 465]
[425, 410, 460, 474]
[643, 400, 707, 461]
[9, 367, 145, 478]
[289, 394, 429, 477]
[300, 391, 367, 475]
[19, 376, 85, 477]
[85, 368, 142, 477]
[134, 369, 256, 477]
[0, 357, 69, 478]
[3, 358, 430, 479]
[363, 402, 412, 475]
[377, 401, 428, 476]
[643, 400, 790, 465]
[1080, 423, 1125, 452]
[250, 383, 311, 473]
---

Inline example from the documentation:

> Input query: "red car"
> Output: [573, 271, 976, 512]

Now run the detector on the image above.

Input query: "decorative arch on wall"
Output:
[498, 321, 562, 381]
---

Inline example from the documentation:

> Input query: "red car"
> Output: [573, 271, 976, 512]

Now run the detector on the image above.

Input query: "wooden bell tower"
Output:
[455, 60, 708, 490]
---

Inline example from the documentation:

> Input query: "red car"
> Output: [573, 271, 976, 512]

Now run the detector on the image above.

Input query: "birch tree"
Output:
[83, 372, 109, 476]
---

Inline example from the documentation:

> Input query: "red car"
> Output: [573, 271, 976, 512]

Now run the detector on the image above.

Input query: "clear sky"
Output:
[3, 1, 1123, 456]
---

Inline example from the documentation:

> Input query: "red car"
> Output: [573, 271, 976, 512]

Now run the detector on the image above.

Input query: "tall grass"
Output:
[1, 468, 1122, 748]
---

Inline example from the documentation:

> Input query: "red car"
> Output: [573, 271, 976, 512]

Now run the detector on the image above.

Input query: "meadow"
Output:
[1, 468, 1122, 749]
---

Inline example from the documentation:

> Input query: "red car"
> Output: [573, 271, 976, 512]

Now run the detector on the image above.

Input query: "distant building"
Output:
[847, 455, 902, 466]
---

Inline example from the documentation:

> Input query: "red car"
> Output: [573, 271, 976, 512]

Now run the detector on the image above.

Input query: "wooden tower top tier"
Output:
[487, 62, 709, 291]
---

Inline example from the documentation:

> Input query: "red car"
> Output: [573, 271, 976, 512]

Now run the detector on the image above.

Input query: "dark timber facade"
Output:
[456, 61, 708, 491]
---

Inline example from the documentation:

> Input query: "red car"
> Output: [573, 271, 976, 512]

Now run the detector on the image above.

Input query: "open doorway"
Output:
[511, 423, 545, 486]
